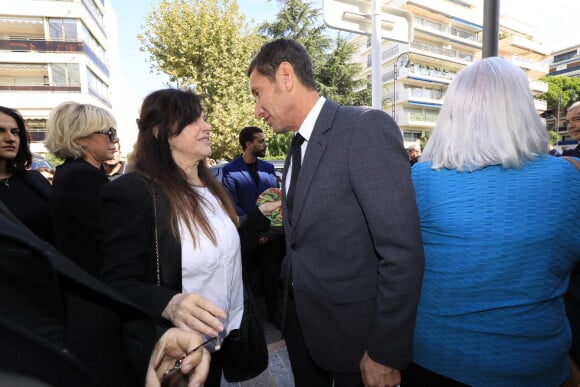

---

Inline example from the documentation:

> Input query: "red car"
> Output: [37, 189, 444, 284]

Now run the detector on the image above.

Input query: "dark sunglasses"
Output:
[93, 127, 117, 142]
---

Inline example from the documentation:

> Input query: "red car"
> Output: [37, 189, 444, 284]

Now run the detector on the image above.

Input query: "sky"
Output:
[108, 0, 580, 100]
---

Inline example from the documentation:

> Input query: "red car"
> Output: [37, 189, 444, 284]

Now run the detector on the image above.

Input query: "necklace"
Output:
[0, 177, 9, 187]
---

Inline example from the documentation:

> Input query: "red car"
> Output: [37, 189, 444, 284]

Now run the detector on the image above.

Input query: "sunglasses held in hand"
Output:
[159, 336, 216, 386]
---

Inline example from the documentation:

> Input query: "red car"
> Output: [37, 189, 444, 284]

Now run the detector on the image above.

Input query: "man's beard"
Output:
[255, 149, 266, 158]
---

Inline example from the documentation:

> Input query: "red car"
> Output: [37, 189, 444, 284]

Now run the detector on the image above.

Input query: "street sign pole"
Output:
[322, 0, 414, 109]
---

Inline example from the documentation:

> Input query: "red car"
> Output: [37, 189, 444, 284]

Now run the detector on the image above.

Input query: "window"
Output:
[50, 63, 80, 85]
[48, 18, 78, 40]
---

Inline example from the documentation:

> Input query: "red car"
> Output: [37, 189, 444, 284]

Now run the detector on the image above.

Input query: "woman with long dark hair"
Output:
[100, 88, 277, 386]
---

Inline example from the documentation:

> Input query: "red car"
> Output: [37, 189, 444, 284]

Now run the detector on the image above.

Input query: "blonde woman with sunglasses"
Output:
[45, 101, 119, 278]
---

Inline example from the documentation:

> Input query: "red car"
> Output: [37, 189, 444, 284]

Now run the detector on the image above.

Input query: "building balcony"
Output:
[499, 34, 550, 61]
[507, 54, 549, 79]
[396, 111, 439, 128]
[0, 84, 81, 92]
[530, 80, 548, 95]
[411, 40, 474, 65]
[398, 64, 456, 85]
[396, 88, 445, 105]
[0, 37, 84, 53]
[534, 98, 547, 112]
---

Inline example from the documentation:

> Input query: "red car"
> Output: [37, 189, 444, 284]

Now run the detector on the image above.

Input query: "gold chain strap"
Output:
[152, 185, 161, 287]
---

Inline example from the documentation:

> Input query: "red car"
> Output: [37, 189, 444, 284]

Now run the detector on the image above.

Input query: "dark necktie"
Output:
[286, 133, 305, 223]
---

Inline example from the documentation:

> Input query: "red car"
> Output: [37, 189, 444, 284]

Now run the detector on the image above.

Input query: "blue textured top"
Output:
[411, 156, 580, 386]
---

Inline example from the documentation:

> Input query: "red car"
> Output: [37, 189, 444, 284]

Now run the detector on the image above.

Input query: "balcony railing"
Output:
[0, 82, 81, 92]
[411, 40, 473, 62]
[409, 111, 439, 122]
[0, 38, 83, 53]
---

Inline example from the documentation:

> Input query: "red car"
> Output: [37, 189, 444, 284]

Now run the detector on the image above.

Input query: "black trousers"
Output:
[401, 363, 468, 387]
[284, 293, 363, 387]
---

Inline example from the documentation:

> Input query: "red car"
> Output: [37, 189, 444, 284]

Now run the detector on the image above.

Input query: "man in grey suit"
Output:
[247, 38, 424, 387]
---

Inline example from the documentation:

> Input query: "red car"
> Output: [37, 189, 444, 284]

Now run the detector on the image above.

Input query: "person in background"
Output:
[563, 101, 580, 157]
[100, 88, 278, 386]
[0, 200, 209, 387]
[44, 101, 118, 277]
[407, 143, 421, 166]
[563, 100, 580, 386]
[405, 57, 580, 386]
[0, 106, 53, 244]
[222, 126, 277, 218]
[103, 141, 127, 180]
[222, 126, 283, 329]
[248, 38, 424, 387]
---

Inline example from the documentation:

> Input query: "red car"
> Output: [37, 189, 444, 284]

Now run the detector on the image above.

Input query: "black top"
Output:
[0, 170, 53, 244]
[51, 158, 110, 277]
[245, 161, 259, 185]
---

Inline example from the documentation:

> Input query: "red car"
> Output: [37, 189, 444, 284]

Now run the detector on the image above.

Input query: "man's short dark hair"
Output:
[247, 38, 317, 91]
[239, 126, 263, 150]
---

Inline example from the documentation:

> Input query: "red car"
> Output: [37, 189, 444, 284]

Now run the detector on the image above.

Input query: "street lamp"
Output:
[392, 52, 412, 118]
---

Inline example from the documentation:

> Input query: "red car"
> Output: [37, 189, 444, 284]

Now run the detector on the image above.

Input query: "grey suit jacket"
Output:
[281, 99, 424, 371]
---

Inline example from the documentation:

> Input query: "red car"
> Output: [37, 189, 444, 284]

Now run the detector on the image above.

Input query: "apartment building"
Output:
[349, 0, 550, 147]
[0, 0, 124, 154]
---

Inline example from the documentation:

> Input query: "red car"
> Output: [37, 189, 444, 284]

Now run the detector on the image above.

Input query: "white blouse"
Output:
[180, 187, 243, 337]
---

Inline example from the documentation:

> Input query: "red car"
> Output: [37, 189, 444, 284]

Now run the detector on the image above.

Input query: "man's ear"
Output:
[278, 62, 294, 91]
[152, 126, 159, 139]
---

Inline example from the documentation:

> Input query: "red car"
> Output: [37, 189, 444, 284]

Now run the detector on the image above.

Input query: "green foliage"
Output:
[549, 130, 559, 146]
[538, 76, 580, 110]
[139, 0, 264, 160]
[45, 153, 63, 167]
[138, 0, 368, 159]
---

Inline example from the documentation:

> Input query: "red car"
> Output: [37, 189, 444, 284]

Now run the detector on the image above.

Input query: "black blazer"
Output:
[0, 169, 54, 243]
[100, 172, 270, 325]
[0, 201, 156, 387]
[51, 158, 110, 277]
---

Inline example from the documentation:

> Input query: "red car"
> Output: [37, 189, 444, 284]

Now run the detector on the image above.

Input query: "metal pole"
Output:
[371, 0, 381, 109]
[482, 0, 500, 58]
[556, 94, 561, 131]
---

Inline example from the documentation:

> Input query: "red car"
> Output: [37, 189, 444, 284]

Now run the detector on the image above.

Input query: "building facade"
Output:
[547, 44, 580, 147]
[0, 0, 128, 154]
[349, 0, 550, 148]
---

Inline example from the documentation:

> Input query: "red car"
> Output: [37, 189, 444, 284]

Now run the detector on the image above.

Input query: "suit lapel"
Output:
[288, 100, 339, 230]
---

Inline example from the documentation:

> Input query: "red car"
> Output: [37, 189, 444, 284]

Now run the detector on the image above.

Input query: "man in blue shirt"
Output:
[222, 126, 283, 328]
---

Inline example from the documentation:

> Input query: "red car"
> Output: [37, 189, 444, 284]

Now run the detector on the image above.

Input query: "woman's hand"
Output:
[258, 200, 281, 216]
[145, 327, 210, 387]
[162, 293, 226, 338]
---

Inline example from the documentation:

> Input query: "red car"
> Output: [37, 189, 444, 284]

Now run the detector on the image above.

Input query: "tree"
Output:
[138, 0, 264, 160]
[317, 34, 369, 105]
[539, 76, 580, 111]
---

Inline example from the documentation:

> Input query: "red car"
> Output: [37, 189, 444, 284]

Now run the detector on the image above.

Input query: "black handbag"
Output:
[221, 285, 269, 382]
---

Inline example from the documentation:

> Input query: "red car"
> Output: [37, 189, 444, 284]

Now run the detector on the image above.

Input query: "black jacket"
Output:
[51, 158, 110, 277]
[100, 172, 270, 326]
[0, 201, 156, 387]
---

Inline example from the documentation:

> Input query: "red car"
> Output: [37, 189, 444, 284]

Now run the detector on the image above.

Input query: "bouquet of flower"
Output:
[256, 187, 283, 227]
